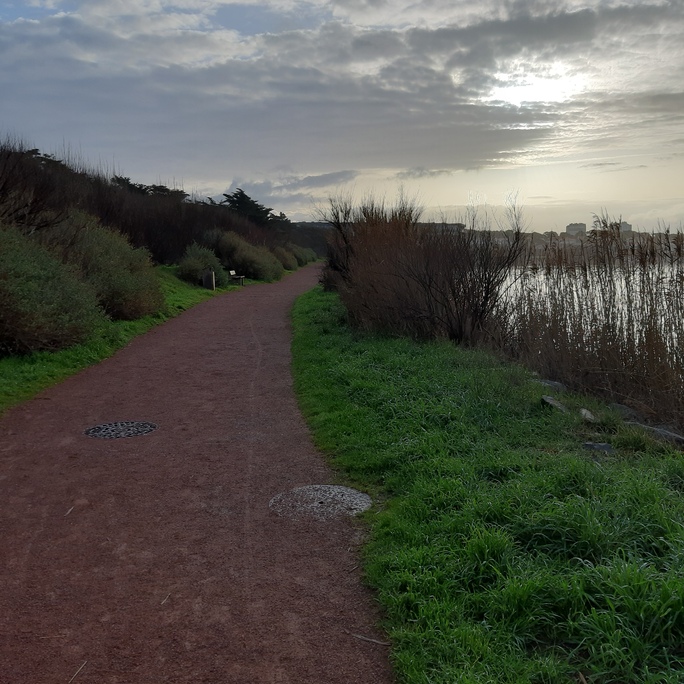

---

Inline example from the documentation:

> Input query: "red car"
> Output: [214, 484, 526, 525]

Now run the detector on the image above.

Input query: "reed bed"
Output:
[323, 202, 683, 430]
[501, 220, 684, 428]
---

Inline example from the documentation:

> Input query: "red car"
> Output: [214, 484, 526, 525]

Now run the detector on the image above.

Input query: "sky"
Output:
[1, 0, 683, 230]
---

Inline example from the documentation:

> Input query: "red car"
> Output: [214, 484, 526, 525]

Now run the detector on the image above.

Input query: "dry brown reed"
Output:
[324, 200, 683, 429]
[500, 216, 684, 427]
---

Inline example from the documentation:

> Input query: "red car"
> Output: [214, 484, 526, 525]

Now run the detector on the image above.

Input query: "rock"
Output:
[625, 422, 684, 446]
[536, 379, 567, 392]
[583, 442, 615, 454]
[609, 403, 642, 422]
[542, 395, 568, 413]
[579, 408, 598, 423]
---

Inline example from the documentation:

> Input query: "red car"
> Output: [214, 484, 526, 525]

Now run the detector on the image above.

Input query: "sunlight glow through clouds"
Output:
[486, 63, 588, 107]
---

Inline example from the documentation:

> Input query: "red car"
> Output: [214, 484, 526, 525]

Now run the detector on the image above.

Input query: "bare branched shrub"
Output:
[321, 195, 529, 344]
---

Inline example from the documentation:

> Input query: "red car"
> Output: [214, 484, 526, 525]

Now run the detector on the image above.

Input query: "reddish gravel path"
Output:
[0, 265, 393, 684]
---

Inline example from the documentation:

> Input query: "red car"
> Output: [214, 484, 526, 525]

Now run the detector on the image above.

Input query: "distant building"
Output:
[620, 221, 633, 232]
[566, 222, 586, 235]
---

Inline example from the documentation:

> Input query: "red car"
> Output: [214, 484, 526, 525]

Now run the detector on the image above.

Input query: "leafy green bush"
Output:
[287, 242, 317, 266]
[0, 224, 105, 355]
[177, 242, 229, 287]
[177, 255, 205, 285]
[38, 212, 163, 320]
[216, 231, 284, 282]
[272, 246, 298, 271]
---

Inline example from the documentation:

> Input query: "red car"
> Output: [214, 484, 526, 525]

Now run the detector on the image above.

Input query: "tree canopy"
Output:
[112, 175, 188, 201]
[219, 188, 290, 229]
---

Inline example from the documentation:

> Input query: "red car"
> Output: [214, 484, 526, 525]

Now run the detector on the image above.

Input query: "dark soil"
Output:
[0, 265, 393, 683]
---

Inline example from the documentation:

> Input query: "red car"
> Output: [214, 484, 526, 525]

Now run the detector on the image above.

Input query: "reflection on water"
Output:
[503, 263, 683, 359]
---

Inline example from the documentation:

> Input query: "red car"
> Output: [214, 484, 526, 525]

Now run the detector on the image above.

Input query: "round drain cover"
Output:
[269, 485, 372, 521]
[84, 421, 158, 439]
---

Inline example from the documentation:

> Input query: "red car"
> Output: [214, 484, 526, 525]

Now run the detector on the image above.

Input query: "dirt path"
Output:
[0, 265, 393, 684]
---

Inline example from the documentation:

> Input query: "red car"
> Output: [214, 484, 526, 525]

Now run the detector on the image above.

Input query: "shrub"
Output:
[177, 242, 230, 287]
[177, 256, 206, 285]
[321, 195, 529, 344]
[216, 231, 284, 282]
[287, 242, 317, 266]
[271, 246, 298, 271]
[36, 212, 164, 320]
[0, 224, 105, 355]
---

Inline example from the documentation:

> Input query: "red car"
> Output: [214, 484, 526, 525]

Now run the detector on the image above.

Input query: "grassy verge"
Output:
[0, 266, 235, 415]
[292, 287, 684, 684]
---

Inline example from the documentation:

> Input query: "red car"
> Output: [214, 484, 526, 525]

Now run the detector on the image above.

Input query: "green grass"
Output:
[0, 265, 235, 415]
[291, 287, 684, 684]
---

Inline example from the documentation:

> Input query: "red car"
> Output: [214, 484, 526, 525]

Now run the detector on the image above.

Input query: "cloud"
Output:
[216, 170, 359, 211]
[287, 170, 359, 189]
[0, 0, 682, 227]
[580, 162, 620, 168]
[395, 167, 453, 179]
[231, 170, 358, 194]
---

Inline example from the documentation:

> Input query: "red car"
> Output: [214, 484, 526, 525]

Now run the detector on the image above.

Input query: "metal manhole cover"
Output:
[269, 485, 372, 521]
[84, 421, 158, 439]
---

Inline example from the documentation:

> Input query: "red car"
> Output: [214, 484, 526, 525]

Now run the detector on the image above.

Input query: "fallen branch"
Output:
[68, 660, 87, 683]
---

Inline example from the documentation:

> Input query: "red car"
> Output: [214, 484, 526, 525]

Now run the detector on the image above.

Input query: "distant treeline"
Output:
[0, 137, 325, 357]
[0, 140, 328, 262]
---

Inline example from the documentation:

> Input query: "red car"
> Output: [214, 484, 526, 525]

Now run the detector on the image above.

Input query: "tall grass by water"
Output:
[292, 287, 684, 684]
[322, 200, 683, 430]
[501, 219, 684, 428]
